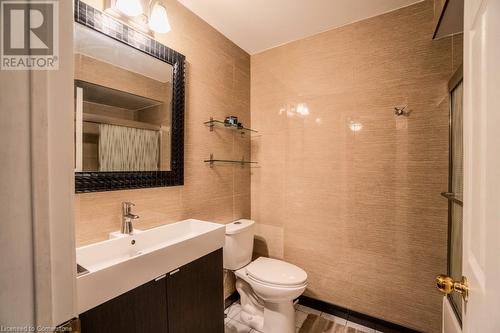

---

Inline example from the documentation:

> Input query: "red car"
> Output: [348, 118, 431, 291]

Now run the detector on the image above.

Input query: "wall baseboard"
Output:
[225, 292, 421, 332]
[298, 296, 421, 333]
[224, 291, 240, 309]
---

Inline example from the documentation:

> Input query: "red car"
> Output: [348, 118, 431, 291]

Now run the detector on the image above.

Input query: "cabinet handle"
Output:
[155, 274, 166, 281]
[169, 269, 180, 276]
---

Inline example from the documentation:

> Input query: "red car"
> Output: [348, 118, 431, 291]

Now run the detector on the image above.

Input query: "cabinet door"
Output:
[80, 277, 168, 333]
[167, 249, 224, 333]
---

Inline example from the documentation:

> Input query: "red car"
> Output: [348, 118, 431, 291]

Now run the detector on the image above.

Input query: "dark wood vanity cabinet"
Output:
[167, 248, 224, 333]
[80, 249, 224, 333]
[79, 277, 168, 333]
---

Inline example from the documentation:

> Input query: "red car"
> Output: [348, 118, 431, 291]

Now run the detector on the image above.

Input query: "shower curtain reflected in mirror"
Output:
[99, 124, 160, 171]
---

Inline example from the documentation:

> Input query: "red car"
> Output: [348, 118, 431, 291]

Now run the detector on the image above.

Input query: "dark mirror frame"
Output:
[74, 0, 185, 193]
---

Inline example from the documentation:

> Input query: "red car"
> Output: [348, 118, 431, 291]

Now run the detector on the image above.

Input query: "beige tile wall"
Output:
[251, 1, 462, 332]
[76, 0, 250, 298]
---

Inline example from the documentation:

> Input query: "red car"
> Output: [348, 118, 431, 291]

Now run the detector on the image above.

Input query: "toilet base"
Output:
[263, 301, 295, 333]
[236, 278, 296, 333]
[236, 279, 265, 331]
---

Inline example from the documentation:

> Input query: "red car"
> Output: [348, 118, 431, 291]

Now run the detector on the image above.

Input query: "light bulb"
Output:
[115, 0, 143, 17]
[149, 2, 171, 33]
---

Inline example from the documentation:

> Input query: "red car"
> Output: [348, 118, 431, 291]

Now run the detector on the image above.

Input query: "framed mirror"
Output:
[74, 0, 185, 193]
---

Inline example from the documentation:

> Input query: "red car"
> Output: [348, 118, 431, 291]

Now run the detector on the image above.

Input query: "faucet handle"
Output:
[122, 201, 135, 214]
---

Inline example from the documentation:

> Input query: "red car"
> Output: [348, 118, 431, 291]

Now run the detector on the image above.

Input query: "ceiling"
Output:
[177, 0, 423, 54]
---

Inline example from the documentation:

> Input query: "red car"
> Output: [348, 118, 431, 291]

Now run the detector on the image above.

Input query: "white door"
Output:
[461, 0, 500, 331]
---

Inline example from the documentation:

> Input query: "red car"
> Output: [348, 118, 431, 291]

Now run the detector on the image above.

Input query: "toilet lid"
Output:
[246, 257, 307, 287]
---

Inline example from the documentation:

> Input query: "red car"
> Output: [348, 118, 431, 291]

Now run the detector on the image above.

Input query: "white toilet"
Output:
[224, 219, 307, 333]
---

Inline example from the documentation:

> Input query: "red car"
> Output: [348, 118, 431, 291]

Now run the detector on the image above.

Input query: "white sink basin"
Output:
[76, 219, 225, 313]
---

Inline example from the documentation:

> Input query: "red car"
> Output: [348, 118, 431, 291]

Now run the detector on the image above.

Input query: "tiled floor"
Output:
[224, 302, 385, 333]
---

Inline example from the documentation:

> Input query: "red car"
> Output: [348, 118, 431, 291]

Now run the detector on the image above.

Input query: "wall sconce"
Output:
[105, 0, 171, 34]
[149, 2, 171, 33]
[115, 0, 143, 17]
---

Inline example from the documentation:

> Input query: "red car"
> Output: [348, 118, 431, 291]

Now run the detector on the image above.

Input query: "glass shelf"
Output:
[204, 154, 258, 168]
[204, 118, 258, 133]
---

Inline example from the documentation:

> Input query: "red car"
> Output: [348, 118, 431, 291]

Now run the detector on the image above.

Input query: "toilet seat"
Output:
[245, 257, 307, 288]
[246, 274, 307, 289]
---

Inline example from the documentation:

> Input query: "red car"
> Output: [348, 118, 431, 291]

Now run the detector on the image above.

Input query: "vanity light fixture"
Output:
[115, 0, 144, 17]
[149, 2, 171, 33]
[107, 0, 171, 34]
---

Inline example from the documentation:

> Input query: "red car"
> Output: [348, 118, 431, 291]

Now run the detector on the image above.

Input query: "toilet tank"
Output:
[223, 219, 255, 270]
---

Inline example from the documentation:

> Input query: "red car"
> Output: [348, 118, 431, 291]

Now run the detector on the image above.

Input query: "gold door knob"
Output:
[436, 274, 469, 302]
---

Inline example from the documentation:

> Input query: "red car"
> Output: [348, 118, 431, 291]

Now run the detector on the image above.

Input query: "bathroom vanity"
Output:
[76, 219, 225, 333]
[80, 250, 223, 333]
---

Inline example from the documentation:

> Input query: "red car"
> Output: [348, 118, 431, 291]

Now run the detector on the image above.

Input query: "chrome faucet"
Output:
[121, 202, 139, 235]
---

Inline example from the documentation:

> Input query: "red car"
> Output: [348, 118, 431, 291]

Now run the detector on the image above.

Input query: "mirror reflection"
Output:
[74, 24, 173, 172]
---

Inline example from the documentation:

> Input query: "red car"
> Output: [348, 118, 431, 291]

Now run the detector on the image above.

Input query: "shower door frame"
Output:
[444, 64, 464, 325]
